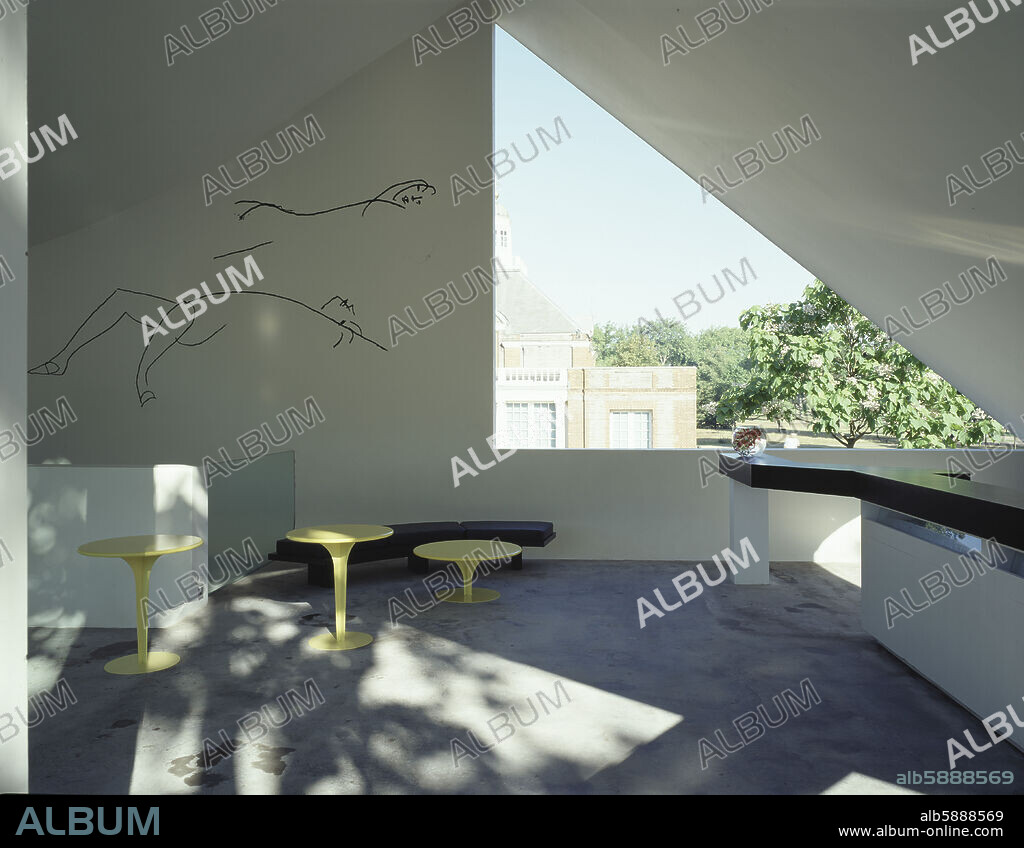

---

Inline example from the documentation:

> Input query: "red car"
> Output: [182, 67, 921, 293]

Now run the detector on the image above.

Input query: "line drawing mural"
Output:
[213, 240, 274, 260]
[30, 289, 383, 407]
[29, 178, 435, 407]
[232, 178, 436, 222]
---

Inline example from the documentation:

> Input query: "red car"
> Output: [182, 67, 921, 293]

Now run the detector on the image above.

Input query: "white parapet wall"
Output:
[27, 464, 208, 628]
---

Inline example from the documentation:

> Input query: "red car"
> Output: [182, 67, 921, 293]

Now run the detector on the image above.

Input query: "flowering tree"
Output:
[717, 281, 1003, 448]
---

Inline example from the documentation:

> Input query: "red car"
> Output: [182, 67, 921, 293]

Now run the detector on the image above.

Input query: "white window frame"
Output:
[504, 401, 557, 449]
[610, 410, 652, 449]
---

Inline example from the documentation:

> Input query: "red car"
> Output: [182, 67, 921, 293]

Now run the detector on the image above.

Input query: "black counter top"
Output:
[718, 451, 1024, 552]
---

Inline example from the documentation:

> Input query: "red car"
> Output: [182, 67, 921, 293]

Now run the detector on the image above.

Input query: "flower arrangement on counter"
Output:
[732, 426, 767, 457]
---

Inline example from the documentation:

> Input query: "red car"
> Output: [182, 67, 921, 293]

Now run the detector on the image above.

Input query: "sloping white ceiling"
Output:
[28, 0, 463, 244]
[498, 0, 1024, 428]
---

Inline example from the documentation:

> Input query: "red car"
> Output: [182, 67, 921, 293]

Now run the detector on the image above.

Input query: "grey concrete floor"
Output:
[26, 558, 1024, 794]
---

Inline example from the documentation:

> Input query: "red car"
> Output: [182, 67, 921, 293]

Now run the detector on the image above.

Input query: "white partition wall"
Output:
[28, 465, 208, 628]
[205, 450, 294, 590]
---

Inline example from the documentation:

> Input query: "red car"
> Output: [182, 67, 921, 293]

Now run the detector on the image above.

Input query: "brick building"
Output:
[494, 201, 696, 449]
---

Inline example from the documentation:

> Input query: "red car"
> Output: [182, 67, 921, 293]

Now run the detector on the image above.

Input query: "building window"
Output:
[500, 229, 508, 248]
[610, 411, 652, 449]
[505, 402, 556, 448]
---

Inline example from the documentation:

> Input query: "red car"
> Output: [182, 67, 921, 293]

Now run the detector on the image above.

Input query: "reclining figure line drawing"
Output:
[29, 177, 434, 407]
[29, 288, 384, 407]
[233, 178, 436, 221]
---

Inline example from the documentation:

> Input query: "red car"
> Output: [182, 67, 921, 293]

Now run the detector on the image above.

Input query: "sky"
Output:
[493, 27, 817, 334]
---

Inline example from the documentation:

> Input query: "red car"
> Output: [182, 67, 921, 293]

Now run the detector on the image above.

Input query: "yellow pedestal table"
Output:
[413, 539, 521, 603]
[77, 534, 204, 675]
[287, 524, 393, 651]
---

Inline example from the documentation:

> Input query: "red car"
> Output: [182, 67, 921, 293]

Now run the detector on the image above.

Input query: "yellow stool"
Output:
[413, 540, 521, 603]
[286, 524, 393, 651]
[77, 534, 203, 675]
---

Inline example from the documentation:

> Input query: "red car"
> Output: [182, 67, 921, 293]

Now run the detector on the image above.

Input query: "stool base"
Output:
[308, 631, 373, 651]
[104, 651, 180, 675]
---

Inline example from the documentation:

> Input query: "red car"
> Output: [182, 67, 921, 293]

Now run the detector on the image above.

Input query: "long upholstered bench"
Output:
[268, 520, 556, 588]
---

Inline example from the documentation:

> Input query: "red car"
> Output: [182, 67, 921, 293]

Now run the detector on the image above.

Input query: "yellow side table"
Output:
[287, 524, 393, 651]
[413, 539, 521, 604]
[77, 534, 204, 675]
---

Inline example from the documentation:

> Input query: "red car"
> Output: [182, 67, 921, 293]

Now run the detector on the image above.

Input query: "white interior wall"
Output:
[28, 10, 497, 543]
[0, 3, 28, 794]
[28, 0, 466, 245]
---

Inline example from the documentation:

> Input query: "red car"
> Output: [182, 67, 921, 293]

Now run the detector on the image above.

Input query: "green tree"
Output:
[592, 322, 652, 366]
[593, 318, 694, 366]
[691, 326, 750, 427]
[717, 280, 1003, 448]
[592, 319, 749, 427]
[637, 316, 693, 365]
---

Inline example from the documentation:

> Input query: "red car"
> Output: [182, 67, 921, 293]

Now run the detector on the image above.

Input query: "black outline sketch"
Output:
[233, 178, 437, 221]
[30, 178, 435, 407]
[29, 288, 384, 407]
[322, 295, 356, 315]
[212, 241, 274, 260]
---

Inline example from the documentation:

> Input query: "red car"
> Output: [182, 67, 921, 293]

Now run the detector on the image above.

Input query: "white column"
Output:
[0, 8, 28, 792]
[729, 479, 771, 584]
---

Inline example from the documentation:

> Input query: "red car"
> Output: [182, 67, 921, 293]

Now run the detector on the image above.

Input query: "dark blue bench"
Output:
[268, 521, 556, 588]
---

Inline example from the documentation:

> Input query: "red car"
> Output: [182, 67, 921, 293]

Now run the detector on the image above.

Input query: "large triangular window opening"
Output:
[491, 28, 1006, 452]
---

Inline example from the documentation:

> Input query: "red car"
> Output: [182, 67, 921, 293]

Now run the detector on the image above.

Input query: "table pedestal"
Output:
[311, 542, 373, 651]
[729, 479, 771, 585]
[106, 556, 181, 675]
[435, 559, 500, 604]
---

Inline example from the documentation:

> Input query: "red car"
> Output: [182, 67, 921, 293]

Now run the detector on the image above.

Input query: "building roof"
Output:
[496, 267, 583, 336]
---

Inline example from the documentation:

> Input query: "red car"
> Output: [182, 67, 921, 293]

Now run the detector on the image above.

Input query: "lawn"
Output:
[696, 419, 1019, 450]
